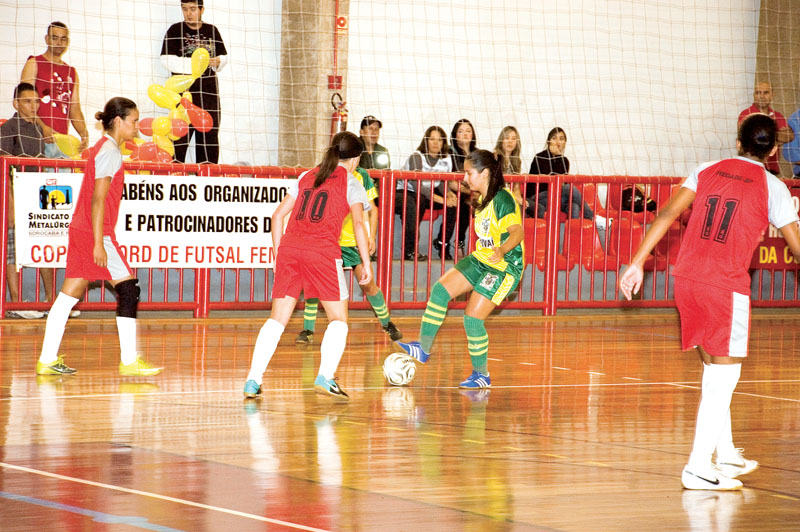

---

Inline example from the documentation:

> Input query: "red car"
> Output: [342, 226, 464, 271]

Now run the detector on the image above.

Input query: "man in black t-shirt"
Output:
[161, 0, 228, 164]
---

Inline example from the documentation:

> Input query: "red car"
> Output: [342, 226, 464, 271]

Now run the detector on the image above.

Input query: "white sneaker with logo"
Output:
[681, 464, 742, 490]
[716, 449, 759, 478]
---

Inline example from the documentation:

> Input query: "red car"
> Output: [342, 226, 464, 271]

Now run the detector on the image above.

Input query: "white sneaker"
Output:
[594, 215, 611, 231]
[681, 465, 742, 490]
[69, 310, 81, 318]
[716, 449, 759, 478]
[6, 309, 45, 319]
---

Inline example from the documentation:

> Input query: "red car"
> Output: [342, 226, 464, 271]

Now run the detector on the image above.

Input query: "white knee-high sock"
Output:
[715, 407, 737, 459]
[687, 363, 741, 470]
[116, 317, 138, 365]
[246, 319, 285, 384]
[318, 320, 348, 379]
[39, 293, 79, 364]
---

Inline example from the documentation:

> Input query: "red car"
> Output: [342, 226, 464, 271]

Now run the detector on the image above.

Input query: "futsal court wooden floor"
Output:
[1, 310, 799, 531]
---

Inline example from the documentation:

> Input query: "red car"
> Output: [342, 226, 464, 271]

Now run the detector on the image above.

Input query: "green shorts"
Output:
[340, 246, 362, 269]
[454, 255, 520, 305]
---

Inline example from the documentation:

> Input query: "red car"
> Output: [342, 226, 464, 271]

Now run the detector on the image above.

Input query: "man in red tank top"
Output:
[20, 21, 89, 156]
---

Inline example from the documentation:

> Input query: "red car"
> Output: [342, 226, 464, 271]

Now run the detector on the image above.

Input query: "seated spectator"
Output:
[449, 119, 478, 252]
[782, 107, 800, 178]
[359, 115, 390, 170]
[738, 81, 794, 176]
[397, 126, 453, 260]
[0, 82, 52, 317]
[494, 125, 522, 175]
[526, 127, 609, 230]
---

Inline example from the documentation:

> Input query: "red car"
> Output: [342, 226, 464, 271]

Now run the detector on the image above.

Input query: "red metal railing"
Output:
[3, 157, 799, 318]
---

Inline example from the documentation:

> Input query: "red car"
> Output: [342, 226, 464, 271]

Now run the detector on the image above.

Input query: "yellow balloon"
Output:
[169, 106, 190, 125]
[191, 47, 210, 78]
[165, 74, 195, 93]
[152, 116, 172, 137]
[147, 84, 181, 109]
[52, 133, 80, 157]
[153, 134, 175, 156]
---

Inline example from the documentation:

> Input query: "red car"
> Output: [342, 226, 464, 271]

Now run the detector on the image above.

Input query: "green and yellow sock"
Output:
[420, 282, 451, 352]
[303, 298, 319, 332]
[464, 315, 488, 374]
[366, 291, 390, 327]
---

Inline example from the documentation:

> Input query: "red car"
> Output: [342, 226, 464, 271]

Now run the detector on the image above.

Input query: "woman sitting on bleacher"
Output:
[524, 127, 609, 230]
[400, 125, 458, 260]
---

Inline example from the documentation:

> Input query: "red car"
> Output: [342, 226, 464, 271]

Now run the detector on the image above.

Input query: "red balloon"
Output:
[180, 98, 213, 133]
[137, 142, 158, 162]
[171, 118, 189, 138]
[138, 117, 154, 137]
[155, 149, 173, 163]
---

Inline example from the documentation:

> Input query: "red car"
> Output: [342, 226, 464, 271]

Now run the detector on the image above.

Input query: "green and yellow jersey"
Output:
[471, 188, 524, 276]
[339, 167, 378, 247]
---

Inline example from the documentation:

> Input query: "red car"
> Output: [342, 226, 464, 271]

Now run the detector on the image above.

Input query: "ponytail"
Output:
[467, 149, 505, 212]
[314, 131, 364, 188]
[738, 113, 776, 160]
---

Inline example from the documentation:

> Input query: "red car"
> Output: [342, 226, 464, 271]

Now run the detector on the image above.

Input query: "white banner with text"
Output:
[13, 172, 290, 269]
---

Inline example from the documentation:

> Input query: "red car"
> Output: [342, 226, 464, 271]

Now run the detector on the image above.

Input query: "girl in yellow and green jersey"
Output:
[398, 150, 524, 388]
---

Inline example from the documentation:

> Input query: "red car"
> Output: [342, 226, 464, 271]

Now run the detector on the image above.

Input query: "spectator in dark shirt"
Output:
[449, 119, 477, 252]
[358, 115, 390, 169]
[526, 127, 609, 229]
[161, 0, 228, 163]
[1, 83, 52, 316]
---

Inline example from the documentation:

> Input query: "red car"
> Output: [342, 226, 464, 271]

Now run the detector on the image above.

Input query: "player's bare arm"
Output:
[350, 203, 372, 285]
[270, 193, 295, 258]
[489, 223, 523, 263]
[620, 186, 695, 299]
[778, 220, 800, 264]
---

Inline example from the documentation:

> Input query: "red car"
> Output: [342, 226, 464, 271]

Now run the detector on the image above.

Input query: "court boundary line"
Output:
[0, 462, 330, 532]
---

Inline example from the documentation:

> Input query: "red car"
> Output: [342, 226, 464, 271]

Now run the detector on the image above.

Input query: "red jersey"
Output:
[69, 136, 125, 238]
[673, 156, 799, 294]
[737, 104, 789, 174]
[279, 166, 368, 259]
[31, 54, 76, 134]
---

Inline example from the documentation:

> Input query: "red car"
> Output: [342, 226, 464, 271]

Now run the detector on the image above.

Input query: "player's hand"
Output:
[369, 238, 377, 255]
[488, 247, 503, 263]
[209, 57, 221, 68]
[93, 243, 107, 267]
[79, 136, 89, 152]
[619, 264, 643, 300]
[358, 262, 373, 285]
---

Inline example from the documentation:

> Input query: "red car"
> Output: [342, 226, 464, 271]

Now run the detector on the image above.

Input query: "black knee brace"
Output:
[115, 279, 140, 318]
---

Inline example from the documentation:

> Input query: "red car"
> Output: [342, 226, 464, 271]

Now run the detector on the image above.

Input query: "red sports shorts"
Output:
[271, 246, 348, 301]
[674, 276, 750, 358]
[65, 229, 133, 281]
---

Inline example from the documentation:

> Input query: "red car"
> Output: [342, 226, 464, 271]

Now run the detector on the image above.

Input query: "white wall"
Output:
[347, 0, 760, 176]
[0, 0, 282, 165]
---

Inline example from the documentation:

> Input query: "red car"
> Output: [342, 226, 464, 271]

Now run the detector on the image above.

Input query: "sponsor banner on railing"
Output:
[13, 172, 288, 268]
[750, 188, 800, 270]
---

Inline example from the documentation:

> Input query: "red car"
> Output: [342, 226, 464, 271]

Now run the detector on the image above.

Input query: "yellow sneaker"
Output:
[36, 356, 77, 375]
[119, 357, 163, 377]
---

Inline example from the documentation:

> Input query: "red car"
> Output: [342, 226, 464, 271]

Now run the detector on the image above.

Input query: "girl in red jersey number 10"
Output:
[244, 132, 372, 401]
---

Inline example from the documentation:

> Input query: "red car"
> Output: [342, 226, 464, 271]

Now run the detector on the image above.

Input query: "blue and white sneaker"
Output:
[243, 379, 262, 399]
[459, 370, 491, 389]
[313, 374, 349, 401]
[396, 340, 430, 364]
